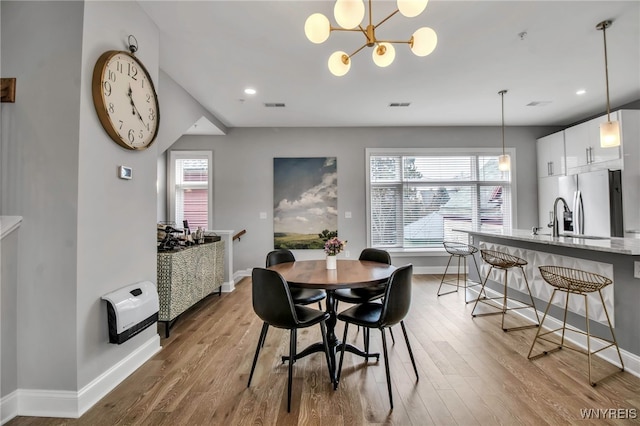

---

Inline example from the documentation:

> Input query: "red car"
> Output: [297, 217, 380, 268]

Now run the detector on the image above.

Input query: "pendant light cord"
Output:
[602, 22, 611, 122]
[499, 90, 507, 156]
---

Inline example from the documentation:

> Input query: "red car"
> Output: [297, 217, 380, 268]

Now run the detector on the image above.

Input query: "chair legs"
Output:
[437, 253, 483, 303]
[248, 322, 269, 387]
[528, 288, 624, 386]
[287, 329, 296, 412]
[337, 321, 418, 410]
[471, 265, 539, 332]
[380, 328, 393, 409]
[248, 321, 333, 413]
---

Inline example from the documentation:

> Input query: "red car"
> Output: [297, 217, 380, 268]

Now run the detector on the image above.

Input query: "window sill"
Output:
[385, 248, 448, 257]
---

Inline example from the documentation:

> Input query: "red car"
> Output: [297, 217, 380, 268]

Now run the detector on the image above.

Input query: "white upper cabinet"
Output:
[565, 110, 623, 174]
[536, 131, 566, 178]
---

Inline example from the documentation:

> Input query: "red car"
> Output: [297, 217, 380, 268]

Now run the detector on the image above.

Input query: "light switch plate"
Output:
[634, 261, 640, 279]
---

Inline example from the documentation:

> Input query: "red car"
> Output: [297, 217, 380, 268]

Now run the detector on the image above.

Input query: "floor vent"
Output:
[264, 103, 286, 108]
[389, 102, 411, 107]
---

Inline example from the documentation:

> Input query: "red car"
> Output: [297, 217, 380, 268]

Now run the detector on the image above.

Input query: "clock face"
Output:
[92, 50, 160, 150]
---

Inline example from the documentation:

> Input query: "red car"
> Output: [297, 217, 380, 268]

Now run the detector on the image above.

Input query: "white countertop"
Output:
[454, 228, 640, 256]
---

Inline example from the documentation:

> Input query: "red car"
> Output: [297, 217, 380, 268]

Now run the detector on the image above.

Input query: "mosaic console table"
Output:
[157, 240, 224, 337]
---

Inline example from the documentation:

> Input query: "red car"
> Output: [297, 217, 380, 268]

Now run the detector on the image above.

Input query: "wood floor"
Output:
[8, 274, 640, 425]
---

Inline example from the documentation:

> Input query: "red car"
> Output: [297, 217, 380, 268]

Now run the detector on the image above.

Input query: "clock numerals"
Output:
[103, 81, 112, 97]
[93, 50, 159, 150]
[127, 63, 138, 81]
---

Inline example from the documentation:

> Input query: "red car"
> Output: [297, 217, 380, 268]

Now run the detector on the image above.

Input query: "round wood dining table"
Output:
[268, 259, 396, 382]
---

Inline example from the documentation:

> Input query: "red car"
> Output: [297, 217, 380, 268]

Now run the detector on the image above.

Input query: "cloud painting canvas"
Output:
[274, 157, 338, 249]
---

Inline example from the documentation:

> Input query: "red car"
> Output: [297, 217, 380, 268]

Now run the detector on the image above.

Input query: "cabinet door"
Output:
[537, 176, 560, 229]
[536, 132, 565, 178]
[564, 123, 590, 172]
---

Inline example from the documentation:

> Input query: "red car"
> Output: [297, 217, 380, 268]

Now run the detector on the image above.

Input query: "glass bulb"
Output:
[305, 13, 331, 44]
[600, 120, 621, 147]
[372, 43, 396, 67]
[328, 51, 351, 76]
[498, 155, 511, 172]
[397, 0, 429, 18]
[334, 0, 365, 29]
[411, 27, 437, 56]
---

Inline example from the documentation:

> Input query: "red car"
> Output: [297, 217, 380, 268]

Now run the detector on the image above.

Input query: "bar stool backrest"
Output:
[480, 249, 527, 269]
[443, 241, 478, 256]
[538, 265, 612, 294]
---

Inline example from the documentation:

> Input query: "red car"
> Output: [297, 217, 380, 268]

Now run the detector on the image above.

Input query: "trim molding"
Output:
[1, 335, 160, 423]
[0, 391, 18, 425]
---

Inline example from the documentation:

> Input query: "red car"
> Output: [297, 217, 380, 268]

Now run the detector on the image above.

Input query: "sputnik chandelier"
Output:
[304, 0, 438, 76]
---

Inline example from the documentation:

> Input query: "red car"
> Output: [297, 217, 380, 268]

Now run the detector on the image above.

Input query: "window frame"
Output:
[167, 150, 213, 230]
[365, 147, 517, 254]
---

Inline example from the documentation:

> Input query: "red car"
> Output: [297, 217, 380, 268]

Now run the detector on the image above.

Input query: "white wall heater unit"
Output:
[102, 281, 159, 344]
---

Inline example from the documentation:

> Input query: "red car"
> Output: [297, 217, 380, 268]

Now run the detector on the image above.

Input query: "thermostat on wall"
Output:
[118, 166, 132, 180]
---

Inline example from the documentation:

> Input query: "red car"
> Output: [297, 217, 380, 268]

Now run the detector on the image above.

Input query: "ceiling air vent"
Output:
[264, 103, 286, 108]
[389, 102, 411, 107]
[526, 101, 552, 107]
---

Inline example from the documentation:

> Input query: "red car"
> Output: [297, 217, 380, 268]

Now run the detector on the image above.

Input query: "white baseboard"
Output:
[221, 279, 235, 293]
[0, 391, 18, 425]
[469, 286, 640, 379]
[413, 266, 446, 275]
[1, 334, 160, 423]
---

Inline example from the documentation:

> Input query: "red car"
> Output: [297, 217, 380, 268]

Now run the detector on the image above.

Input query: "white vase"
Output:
[326, 255, 337, 270]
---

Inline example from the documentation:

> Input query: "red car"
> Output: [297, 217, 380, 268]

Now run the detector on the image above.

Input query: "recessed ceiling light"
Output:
[244, 88, 257, 95]
[576, 89, 586, 95]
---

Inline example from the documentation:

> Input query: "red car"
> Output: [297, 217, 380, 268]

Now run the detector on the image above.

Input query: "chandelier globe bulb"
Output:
[372, 43, 396, 67]
[397, 0, 429, 18]
[411, 27, 438, 56]
[328, 51, 351, 76]
[305, 13, 331, 44]
[334, 0, 365, 29]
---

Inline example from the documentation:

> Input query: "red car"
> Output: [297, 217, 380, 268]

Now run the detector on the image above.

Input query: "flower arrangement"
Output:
[324, 237, 347, 256]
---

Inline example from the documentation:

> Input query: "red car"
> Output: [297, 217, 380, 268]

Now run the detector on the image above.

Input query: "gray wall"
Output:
[1, 0, 222, 408]
[1, 228, 19, 398]
[170, 126, 559, 274]
[2, 0, 84, 391]
[76, 0, 160, 390]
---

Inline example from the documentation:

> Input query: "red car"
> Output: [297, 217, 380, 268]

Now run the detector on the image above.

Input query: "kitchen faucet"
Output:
[548, 197, 573, 237]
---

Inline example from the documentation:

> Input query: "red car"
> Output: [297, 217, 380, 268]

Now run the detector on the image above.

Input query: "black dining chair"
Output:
[266, 249, 326, 310]
[335, 264, 418, 410]
[334, 248, 395, 350]
[247, 267, 334, 412]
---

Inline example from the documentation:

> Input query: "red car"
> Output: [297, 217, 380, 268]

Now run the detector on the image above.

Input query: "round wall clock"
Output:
[92, 45, 160, 150]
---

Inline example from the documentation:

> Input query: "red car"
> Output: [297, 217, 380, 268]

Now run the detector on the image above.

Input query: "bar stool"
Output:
[437, 241, 483, 303]
[528, 266, 624, 386]
[471, 249, 540, 331]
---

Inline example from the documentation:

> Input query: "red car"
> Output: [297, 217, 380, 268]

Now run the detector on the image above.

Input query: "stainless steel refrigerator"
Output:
[558, 169, 624, 237]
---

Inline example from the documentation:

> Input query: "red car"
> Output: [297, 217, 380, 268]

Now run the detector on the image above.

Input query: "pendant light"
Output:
[597, 20, 620, 148]
[498, 90, 510, 172]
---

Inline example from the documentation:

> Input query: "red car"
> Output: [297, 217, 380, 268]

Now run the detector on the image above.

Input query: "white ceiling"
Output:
[139, 0, 640, 130]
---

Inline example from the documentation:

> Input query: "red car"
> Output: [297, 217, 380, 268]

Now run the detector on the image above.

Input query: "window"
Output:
[168, 151, 212, 230]
[367, 149, 513, 249]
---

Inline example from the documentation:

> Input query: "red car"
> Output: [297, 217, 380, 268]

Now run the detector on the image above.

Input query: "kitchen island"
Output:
[456, 228, 640, 376]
